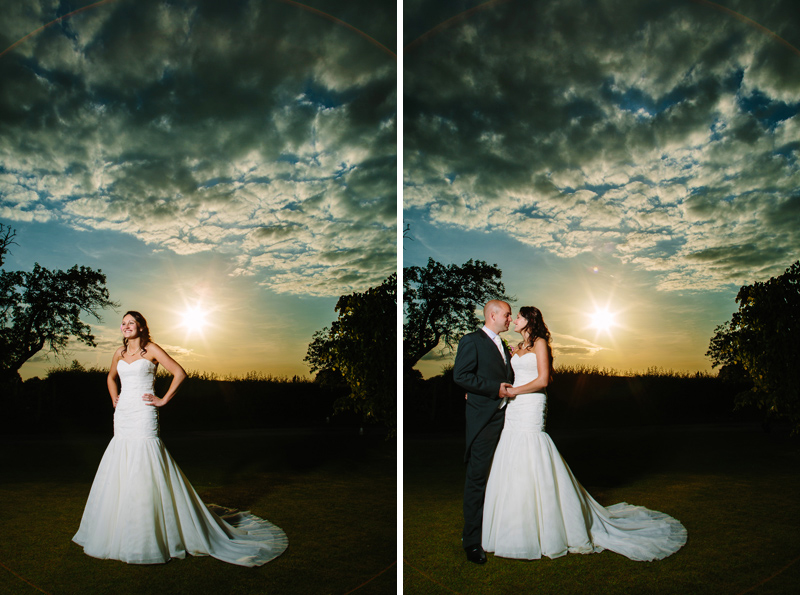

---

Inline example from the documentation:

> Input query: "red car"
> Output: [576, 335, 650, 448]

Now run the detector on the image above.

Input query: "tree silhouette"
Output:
[0, 224, 117, 383]
[305, 273, 397, 435]
[707, 261, 800, 433]
[403, 258, 510, 371]
[0, 223, 16, 267]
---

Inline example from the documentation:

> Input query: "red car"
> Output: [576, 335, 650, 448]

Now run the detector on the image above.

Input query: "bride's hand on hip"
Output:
[142, 393, 166, 407]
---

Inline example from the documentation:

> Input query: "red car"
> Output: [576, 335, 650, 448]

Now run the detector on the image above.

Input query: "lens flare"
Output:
[589, 308, 616, 332]
[181, 306, 209, 334]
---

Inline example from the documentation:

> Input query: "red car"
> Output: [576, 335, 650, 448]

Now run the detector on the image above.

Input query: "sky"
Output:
[403, 0, 800, 377]
[0, 0, 396, 380]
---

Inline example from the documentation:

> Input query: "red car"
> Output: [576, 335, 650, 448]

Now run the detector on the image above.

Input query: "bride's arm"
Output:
[507, 338, 551, 397]
[142, 343, 187, 407]
[107, 349, 122, 408]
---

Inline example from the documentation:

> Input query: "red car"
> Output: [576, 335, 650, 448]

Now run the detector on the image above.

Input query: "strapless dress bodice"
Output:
[114, 358, 159, 438]
[511, 352, 540, 387]
[506, 352, 546, 432]
[117, 357, 156, 394]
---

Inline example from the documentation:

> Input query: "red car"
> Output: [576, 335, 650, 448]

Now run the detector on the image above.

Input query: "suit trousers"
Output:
[462, 405, 505, 548]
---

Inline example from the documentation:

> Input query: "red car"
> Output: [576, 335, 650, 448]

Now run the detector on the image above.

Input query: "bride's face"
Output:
[121, 316, 140, 339]
[513, 313, 527, 334]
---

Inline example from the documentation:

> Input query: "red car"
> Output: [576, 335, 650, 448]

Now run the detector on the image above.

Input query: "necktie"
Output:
[492, 335, 507, 363]
[492, 335, 509, 409]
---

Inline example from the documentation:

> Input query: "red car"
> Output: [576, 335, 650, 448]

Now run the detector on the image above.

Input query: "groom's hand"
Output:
[499, 383, 513, 398]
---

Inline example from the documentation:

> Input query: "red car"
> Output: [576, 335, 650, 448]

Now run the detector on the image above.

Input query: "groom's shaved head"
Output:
[483, 300, 512, 334]
[484, 300, 509, 320]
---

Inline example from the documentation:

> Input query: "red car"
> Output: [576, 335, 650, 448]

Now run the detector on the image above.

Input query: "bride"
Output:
[482, 306, 687, 561]
[72, 311, 288, 566]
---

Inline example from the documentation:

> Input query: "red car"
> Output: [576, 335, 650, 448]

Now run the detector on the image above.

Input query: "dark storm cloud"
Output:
[404, 0, 800, 290]
[0, 0, 395, 296]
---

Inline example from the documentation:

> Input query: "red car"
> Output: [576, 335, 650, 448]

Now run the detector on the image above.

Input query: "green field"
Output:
[404, 424, 800, 595]
[0, 428, 396, 595]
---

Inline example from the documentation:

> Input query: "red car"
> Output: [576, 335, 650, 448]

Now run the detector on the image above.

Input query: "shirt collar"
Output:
[482, 326, 500, 341]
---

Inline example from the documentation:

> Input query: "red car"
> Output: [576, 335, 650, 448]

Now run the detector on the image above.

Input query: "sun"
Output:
[181, 305, 209, 335]
[589, 308, 616, 332]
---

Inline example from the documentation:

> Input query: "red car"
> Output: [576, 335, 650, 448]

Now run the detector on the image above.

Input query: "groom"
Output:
[453, 299, 514, 564]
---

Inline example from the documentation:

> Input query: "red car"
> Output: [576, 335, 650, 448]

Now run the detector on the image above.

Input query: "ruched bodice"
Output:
[117, 358, 156, 397]
[114, 359, 159, 438]
[511, 351, 539, 387]
[505, 353, 546, 433]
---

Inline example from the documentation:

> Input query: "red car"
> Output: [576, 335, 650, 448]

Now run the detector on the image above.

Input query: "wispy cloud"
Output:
[551, 333, 605, 358]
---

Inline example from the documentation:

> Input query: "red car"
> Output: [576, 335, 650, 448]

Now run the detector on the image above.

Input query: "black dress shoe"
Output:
[465, 544, 487, 564]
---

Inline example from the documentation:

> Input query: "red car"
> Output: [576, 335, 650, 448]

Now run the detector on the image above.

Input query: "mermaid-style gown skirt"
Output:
[482, 353, 686, 561]
[72, 359, 288, 566]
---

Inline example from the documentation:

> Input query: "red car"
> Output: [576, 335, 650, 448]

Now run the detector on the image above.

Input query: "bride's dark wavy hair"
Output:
[517, 306, 555, 379]
[122, 310, 151, 356]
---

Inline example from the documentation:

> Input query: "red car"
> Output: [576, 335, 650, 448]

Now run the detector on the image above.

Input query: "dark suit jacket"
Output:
[453, 329, 514, 462]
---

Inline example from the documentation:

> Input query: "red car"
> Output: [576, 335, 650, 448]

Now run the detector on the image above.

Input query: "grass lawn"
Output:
[404, 424, 800, 595]
[0, 427, 396, 595]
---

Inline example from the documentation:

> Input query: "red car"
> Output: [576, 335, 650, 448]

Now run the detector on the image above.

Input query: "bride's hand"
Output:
[142, 393, 166, 407]
[499, 383, 514, 398]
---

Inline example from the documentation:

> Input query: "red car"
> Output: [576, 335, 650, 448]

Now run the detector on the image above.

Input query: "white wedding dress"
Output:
[72, 358, 288, 566]
[482, 353, 687, 561]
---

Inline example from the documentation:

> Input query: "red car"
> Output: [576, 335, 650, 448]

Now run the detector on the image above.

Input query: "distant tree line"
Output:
[3, 361, 351, 435]
[404, 256, 800, 435]
[406, 364, 757, 434]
